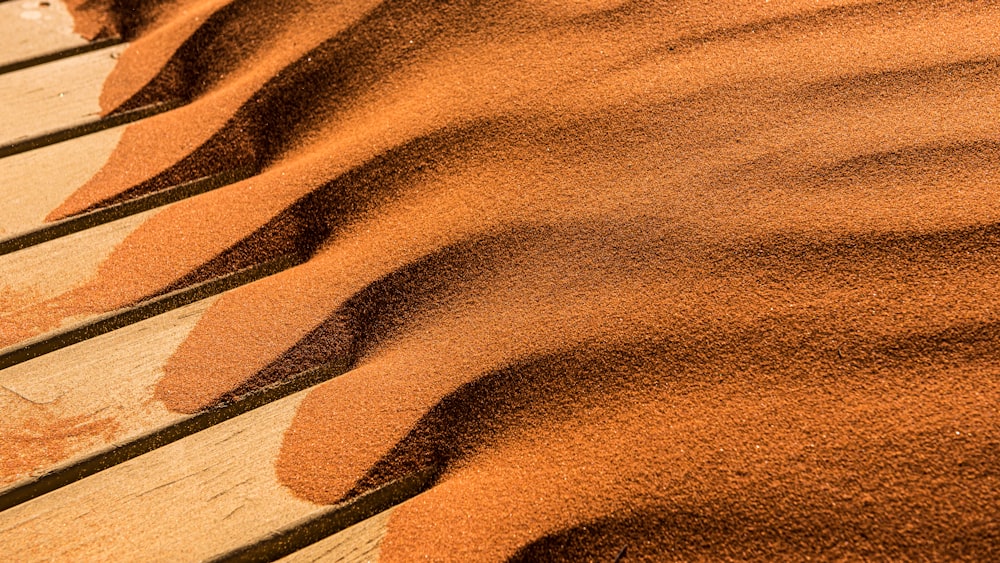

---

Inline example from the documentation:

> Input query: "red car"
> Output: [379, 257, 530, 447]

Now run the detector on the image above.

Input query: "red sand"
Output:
[45, 0, 1000, 559]
[63, 0, 118, 40]
[0, 390, 119, 488]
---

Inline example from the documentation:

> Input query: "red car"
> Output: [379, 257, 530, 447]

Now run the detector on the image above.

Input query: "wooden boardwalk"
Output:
[0, 2, 414, 560]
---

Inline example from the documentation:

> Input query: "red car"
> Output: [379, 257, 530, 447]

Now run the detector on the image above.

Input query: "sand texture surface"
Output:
[8, 0, 1000, 560]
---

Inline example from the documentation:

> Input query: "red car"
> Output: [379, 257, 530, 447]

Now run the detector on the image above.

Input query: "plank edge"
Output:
[209, 468, 436, 563]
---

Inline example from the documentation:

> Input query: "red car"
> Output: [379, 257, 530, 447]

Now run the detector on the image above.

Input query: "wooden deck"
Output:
[0, 3, 414, 559]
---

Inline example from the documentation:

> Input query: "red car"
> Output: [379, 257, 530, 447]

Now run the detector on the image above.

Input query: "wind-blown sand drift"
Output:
[7, 0, 1000, 559]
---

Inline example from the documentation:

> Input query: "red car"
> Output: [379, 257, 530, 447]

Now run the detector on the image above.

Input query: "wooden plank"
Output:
[0, 0, 95, 71]
[0, 385, 429, 560]
[0, 42, 126, 147]
[0, 196, 295, 364]
[279, 509, 392, 563]
[0, 207, 152, 311]
[0, 122, 248, 254]
[0, 296, 215, 494]
[0, 391, 315, 560]
[0, 125, 123, 240]
[0, 293, 342, 508]
[0, 207, 152, 309]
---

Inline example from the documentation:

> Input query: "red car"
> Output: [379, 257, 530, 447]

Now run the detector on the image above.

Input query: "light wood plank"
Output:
[0, 296, 216, 493]
[0, 0, 90, 69]
[0, 207, 153, 314]
[0, 284, 416, 558]
[0, 286, 329, 505]
[0, 42, 126, 146]
[0, 385, 426, 560]
[0, 270, 334, 505]
[0, 197, 297, 362]
[0, 390, 319, 560]
[280, 509, 392, 563]
[0, 125, 123, 240]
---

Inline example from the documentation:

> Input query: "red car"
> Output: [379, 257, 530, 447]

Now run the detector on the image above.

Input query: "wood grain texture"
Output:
[0, 125, 123, 239]
[0, 0, 90, 69]
[0, 207, 153, 312]
[0, 296, 215, 492]
[0, 383, 425, 561]
[0, 282, 415, 558]
[0, 390, 320, 560]
[0, 4, 413, 560]
[280, 509, 392, 563]
[0, 42, 126, 146]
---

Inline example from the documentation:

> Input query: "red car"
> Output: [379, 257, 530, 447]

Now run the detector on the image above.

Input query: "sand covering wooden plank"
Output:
[0, 126, 123, 240]
[0, 391, 318, 560]
[0, 383, 426, 560]
[0, 297, 214, 495]
[0, 208, 159, 347]
[2, 0, 999, 560]
[0, 180, 305, 354]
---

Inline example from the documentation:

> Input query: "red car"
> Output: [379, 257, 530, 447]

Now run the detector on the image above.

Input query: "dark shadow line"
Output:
[0, 167, 254, 256]
[0, 99, 180, 159]
[0, 252, 303, 370]
[0, 36, 123, 76]
[207, 467, 438, 563]
[0, 359, 351, 513]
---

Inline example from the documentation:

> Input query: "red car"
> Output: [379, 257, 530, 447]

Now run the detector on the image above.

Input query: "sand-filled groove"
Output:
[7, 0, 1000, 559]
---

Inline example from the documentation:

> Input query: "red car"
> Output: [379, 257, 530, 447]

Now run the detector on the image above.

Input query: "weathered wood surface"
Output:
[0, 390, 319, 560]
[0, 42, 126, 147]
[0, 7, 411, 562]
[0, 126, 124, 241]
[0, 383, 423, 561]
[0, 296, 216, 495]
[0, 173, 302, 358]
[0, 204, 300, 371]
[280, 509, 392, 563]
[0, 208, 152, 310]
[0, 0, 98, 70]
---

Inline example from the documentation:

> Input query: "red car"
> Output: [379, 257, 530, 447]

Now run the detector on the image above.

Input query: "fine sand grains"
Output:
[38, 0, 1000, 559]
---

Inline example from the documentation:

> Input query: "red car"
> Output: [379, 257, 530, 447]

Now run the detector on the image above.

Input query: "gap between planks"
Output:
[0, 125, 125, 240]
[0, 89, 249, 256]
[0, 40, 182, 158]
[0, 267, 313, 507]
[0, 32, 247, 256]
[0, 38, 124, 76]
[0, 42, 127, 147]
[0, 162, 273, 368]
[0, 165, 252, 255]
[0, 239, 409, 561]
[277, 508, 393, 563]
[0, 245, 301, 370]
[0, 379, 432, 560]
[0, 0, 120, 74]
[0, 5, 413, 560]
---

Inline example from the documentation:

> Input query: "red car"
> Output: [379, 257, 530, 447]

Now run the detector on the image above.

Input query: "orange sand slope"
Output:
[21, 0, 1000, 559]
